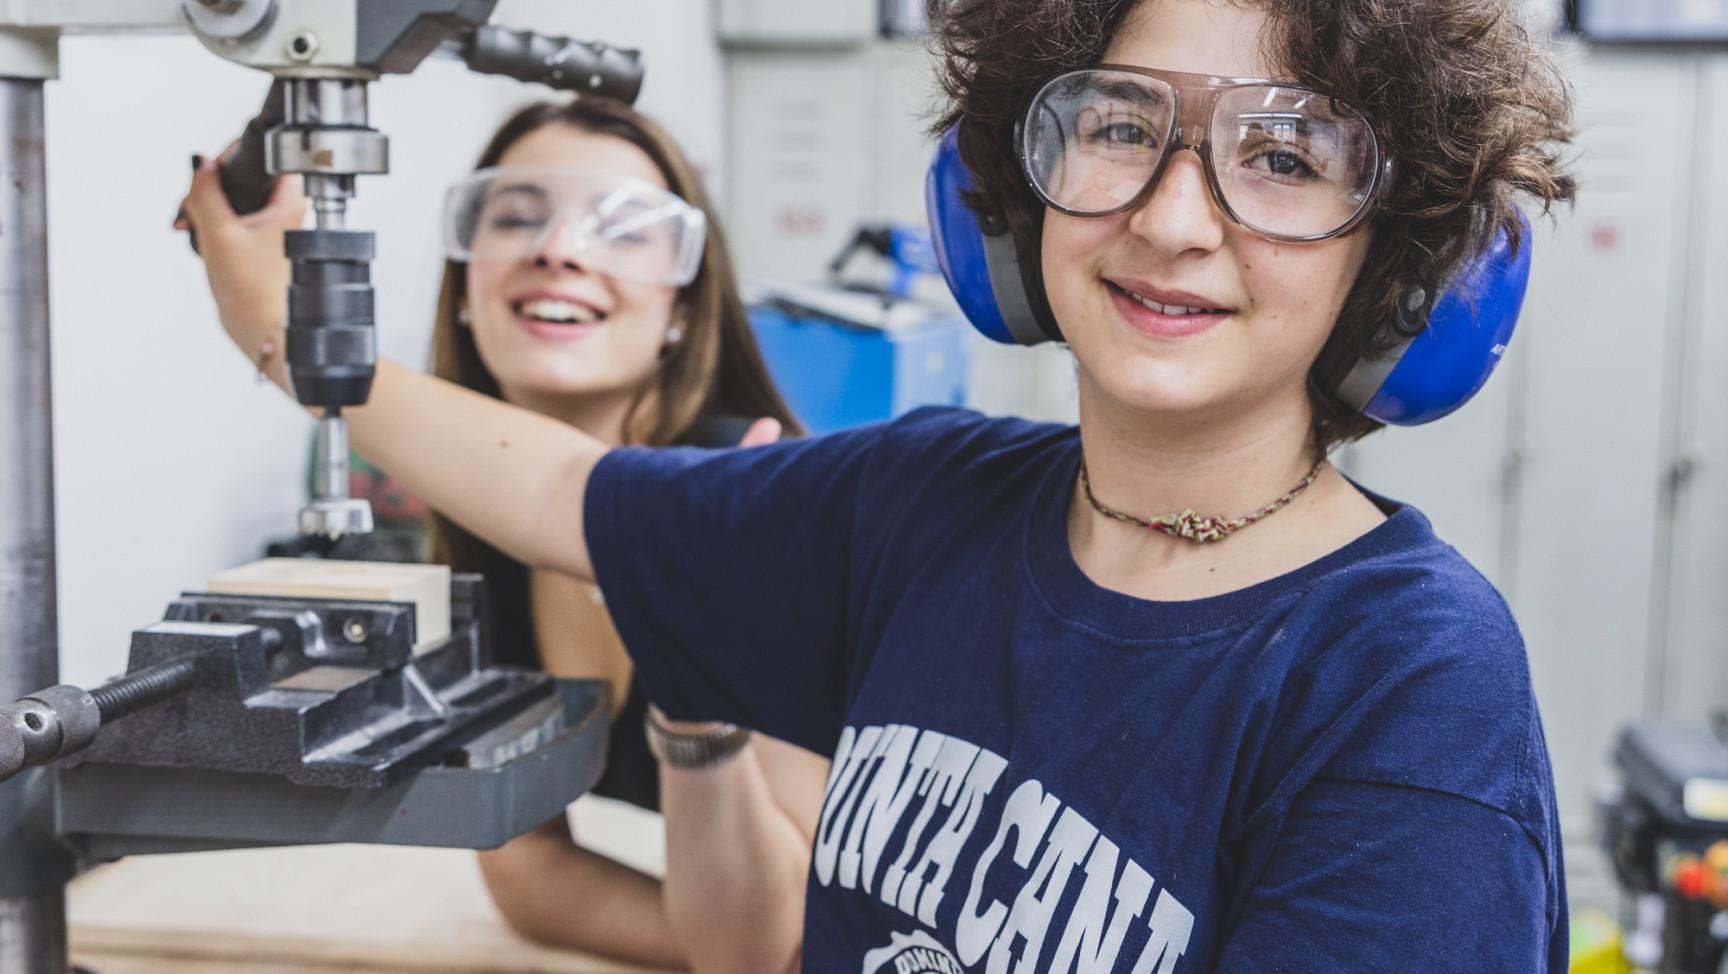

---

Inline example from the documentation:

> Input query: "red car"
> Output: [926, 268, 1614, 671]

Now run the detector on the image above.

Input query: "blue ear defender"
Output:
[924, 128, 1534, 427]
[1330, 214, 1532, 426]
[926, 128, 1063, 345]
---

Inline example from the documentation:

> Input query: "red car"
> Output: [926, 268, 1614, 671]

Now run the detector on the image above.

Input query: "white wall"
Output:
[492, 0, 728, 185]
[48, 35, 309, 687]
[44, 6, 723, 687]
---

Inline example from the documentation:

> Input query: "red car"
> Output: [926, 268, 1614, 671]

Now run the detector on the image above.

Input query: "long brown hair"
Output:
[427, 98, 801, 667]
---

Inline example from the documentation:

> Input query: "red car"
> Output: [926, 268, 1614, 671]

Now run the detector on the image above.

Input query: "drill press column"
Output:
[0, 75, 72, 974]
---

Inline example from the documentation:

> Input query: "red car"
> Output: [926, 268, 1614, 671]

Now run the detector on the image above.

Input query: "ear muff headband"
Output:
[924, 127, 1534, 427]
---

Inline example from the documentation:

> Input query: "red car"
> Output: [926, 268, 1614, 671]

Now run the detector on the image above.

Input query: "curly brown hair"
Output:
[929, 0, 1577, 450]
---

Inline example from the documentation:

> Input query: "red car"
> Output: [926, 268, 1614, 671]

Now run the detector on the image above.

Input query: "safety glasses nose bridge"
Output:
[1093, 69, 1238, 224]
[527, 206, 603, 263]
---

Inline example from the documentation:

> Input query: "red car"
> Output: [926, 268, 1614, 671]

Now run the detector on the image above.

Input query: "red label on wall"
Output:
[776, 206, 827, 237]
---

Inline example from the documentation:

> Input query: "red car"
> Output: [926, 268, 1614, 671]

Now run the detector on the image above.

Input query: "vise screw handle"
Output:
[0, 660, 199, 785]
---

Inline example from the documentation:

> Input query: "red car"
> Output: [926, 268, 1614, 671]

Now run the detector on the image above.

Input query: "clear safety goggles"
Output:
[442, 165, 707, 286]
[1019, 66, 1392, 242]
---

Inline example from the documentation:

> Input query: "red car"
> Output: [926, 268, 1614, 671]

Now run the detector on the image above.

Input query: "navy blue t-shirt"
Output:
[585, 407, 1567, 973]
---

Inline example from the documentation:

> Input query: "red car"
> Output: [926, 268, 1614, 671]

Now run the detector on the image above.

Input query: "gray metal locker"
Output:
[1656, 57, 1728, 732]
[1512, 50, 1697, 903]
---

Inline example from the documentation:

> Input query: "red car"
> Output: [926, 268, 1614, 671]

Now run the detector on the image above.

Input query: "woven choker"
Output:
[1078, 458, 1325, 544]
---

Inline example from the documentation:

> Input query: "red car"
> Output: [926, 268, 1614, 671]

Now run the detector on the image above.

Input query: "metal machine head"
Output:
[182, 0, 499, 76]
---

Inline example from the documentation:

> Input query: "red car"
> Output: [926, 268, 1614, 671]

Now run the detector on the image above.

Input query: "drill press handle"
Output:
[184, 80, 284, 254]
[218, 79, 286, 219]
[459, 26, 644, 103]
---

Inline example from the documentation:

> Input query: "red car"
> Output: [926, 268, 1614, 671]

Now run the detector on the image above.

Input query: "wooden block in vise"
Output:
[206, 559, 451, 653]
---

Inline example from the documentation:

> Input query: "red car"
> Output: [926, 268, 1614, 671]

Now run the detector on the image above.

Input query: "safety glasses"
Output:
[1019, 66, 1392, 242]
[443, 165, 707, 286]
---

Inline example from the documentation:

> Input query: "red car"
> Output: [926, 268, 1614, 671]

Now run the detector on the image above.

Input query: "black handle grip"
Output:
[220, 80, 286, 216]
[463, 26, 644, 103]
[186, 81, 286, 254]
[829, 226, 896, 277]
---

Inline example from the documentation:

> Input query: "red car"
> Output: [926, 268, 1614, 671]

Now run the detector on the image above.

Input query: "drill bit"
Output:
[299, 408, 374, 540]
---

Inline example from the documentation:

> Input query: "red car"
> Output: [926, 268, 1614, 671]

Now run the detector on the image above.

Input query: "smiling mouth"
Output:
[1107, 282, 1230, 317]
[512, 298, 607, 326]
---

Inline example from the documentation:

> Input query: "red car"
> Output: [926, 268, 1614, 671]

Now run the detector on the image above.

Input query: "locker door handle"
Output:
[1669, 450, 1705, 491]
[1500, 447, 1528, 495]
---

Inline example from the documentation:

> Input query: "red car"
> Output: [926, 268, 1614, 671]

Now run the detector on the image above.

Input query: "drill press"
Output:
[181, 1, 646, 539]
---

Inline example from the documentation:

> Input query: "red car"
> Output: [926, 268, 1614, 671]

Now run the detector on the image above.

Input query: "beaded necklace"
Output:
[1078, 458, 1326, 544]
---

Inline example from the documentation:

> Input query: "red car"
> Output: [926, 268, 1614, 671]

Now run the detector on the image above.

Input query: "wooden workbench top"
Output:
[68, 801, 677, 974]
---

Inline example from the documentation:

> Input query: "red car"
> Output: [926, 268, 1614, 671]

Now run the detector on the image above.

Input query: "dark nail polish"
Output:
[192, 154, 204, 170]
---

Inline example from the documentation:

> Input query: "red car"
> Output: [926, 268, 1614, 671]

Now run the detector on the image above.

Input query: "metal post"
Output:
[0, 77, 73, 974]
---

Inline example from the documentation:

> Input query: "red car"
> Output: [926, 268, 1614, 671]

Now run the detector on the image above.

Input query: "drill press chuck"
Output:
[285, 227, 377, 409]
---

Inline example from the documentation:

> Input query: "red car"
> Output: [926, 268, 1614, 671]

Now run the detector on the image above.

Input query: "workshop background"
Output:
[39, 0, 1728, 956]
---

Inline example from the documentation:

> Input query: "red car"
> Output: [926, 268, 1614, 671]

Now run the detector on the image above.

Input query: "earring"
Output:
[664, 324, 685, 346]
[457, 306, 472, 326]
